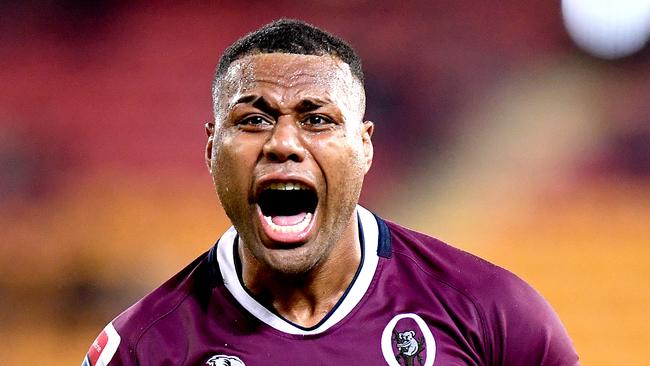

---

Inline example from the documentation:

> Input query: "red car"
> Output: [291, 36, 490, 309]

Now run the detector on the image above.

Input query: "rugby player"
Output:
[83, 19, 580, 366]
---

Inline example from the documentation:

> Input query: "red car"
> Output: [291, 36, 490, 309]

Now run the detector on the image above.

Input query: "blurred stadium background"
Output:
[1, 1, 649, 365]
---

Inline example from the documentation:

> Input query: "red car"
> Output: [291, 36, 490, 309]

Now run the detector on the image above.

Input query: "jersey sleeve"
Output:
[81, 322, 134, 366]
[483, 273, 580, 366]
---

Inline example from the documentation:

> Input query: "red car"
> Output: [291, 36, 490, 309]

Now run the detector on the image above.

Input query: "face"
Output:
[206, 53, 374, 275]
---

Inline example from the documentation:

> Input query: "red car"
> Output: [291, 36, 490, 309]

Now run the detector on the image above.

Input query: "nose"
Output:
[262, 116, 306, 163]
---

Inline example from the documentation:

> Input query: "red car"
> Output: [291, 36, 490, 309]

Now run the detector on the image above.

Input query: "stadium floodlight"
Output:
[562, 0, 650, 59]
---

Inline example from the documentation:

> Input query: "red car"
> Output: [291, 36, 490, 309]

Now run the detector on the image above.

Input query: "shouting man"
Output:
[83, 19, 579, 366]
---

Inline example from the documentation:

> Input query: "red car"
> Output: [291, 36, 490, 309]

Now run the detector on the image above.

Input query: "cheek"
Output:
[310, 133, 365, 188]
[213, 135, 255, 200]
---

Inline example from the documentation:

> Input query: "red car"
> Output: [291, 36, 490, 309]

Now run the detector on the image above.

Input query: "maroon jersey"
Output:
[83, 206, 579, 365]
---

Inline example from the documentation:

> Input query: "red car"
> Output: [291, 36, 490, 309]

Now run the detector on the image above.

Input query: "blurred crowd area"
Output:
[1, 1, 649, 365]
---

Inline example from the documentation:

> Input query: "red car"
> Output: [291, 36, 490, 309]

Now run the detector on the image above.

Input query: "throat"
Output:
[241, 261, 358, 328]
[245, 262, 361, 328]
[273, 296, 341, 328]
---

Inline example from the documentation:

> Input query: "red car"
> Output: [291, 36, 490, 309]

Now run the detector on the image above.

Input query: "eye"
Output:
[302, 115, 334, 127]
[238, 115, 273, 130]
[242, 115, 268, 125]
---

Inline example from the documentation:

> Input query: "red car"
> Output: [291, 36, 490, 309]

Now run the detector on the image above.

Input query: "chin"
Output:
[260, 241, 326, 276]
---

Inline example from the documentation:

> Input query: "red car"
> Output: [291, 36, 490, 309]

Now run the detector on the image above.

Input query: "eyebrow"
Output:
[232, 95, 331, 115]
[234, 94, 258, 105]
[294, 99, 325, 113]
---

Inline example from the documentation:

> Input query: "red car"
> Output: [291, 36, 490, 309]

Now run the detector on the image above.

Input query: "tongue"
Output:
[271, 212, 307, 226]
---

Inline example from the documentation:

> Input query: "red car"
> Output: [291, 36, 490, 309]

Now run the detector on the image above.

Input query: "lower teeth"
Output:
[264, 212, 312, 234]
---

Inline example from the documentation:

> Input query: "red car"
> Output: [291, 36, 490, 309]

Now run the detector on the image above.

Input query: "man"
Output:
[83, 19, 579, 365]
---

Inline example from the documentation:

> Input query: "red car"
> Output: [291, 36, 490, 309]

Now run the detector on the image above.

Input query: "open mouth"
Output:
[256, 182, 318, 243]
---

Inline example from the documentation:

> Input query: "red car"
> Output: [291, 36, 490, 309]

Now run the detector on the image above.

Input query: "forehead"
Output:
[220, 53, 360, 104]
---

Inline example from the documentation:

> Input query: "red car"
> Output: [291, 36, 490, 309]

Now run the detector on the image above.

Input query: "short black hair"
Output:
[213, 19, 364, 89]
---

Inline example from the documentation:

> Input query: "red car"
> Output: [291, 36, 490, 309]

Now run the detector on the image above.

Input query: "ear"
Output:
[361, 121, 374, 174]
[205, 122, 215, 171]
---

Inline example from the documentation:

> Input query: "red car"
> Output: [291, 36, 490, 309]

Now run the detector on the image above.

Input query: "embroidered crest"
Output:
[206, 354, 245, 366]
[381, 313, 436, 366]
[393, 329, 425, 366]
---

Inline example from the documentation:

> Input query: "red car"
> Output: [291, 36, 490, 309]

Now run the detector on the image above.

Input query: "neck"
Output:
[240, 215, 362, 328]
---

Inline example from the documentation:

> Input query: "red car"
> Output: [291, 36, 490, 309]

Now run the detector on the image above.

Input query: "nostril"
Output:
[288, 153, 301, 162]
[267, 152, 279, 162]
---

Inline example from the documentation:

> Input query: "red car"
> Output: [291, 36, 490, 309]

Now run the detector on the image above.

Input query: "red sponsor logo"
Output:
[87, 330, 108, 365]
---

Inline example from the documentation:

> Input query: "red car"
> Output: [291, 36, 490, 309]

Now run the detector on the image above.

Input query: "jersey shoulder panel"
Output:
[384, 219, 511, 296]
[383, 220, 580, 365]
[106, 249, 217, 364]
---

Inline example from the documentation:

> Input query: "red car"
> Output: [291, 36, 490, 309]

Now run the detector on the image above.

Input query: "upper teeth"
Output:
[266, 182, 309, 191]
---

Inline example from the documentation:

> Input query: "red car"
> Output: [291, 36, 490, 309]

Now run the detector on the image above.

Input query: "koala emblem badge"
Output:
[393, 329, 425, 366]
[382, 313, 436, 366]
[205, 354, 245, 366]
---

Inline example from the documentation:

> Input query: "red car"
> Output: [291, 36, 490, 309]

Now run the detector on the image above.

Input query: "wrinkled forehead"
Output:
[216, 53, 365, 117]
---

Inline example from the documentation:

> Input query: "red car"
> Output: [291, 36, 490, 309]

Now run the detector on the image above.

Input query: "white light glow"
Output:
[562, 0, 650, 59]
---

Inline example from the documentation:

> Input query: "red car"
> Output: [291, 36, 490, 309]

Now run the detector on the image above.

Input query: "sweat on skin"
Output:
[205, 53, 374, 327]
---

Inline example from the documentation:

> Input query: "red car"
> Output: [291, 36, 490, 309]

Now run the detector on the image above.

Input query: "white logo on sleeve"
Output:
[83, 323, 121, 366]
[206, 354, 245, 366]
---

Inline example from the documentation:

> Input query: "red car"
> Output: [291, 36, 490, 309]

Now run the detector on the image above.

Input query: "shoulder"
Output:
[384, 219, 536, 322]
[83, 250, 217, 365]
[113, 253, 216, 349]
[113, 251, 214, 342]
[383, 220, 580, 365]
[384, 220, 519, 297]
